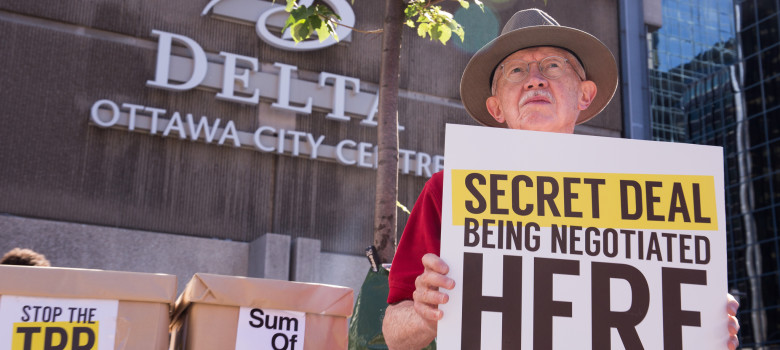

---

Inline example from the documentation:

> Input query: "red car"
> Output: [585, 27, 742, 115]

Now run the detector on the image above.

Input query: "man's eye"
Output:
[509, 67, 526, 74]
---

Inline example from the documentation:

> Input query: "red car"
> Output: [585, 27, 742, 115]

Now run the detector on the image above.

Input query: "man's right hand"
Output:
[383, 253, 455, 349]
[412, 253, 456, 330]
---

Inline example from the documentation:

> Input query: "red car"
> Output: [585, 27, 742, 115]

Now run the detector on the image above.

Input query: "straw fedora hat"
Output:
[460, 8, 618, 128]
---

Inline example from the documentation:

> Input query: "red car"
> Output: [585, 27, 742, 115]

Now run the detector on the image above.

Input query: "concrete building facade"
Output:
[0, 0, 623, 296]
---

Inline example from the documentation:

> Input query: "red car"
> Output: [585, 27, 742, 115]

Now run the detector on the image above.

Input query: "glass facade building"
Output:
[648, 0, 780, 347]
[648, 0, 737, 142]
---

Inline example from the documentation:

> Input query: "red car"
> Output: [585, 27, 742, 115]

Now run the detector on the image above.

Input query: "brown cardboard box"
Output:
[170, 273, 353, 350]
[0, 265, 177, 349]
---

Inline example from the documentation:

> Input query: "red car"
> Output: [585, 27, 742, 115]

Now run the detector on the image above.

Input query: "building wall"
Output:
[646, 0, 780, 346]
[0, 0, 622, 290]
[729, 0, 780, 347]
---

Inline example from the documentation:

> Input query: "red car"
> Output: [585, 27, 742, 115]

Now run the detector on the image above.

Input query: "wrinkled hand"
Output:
[727, 293, 740, 350]
[412, 253, 456, 332]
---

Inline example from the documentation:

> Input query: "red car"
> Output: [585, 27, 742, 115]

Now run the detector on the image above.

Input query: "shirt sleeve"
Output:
[387, 171, 443, 304]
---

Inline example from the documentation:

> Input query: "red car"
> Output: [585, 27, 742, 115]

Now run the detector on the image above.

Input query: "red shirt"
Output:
[387, 171, 443, 304]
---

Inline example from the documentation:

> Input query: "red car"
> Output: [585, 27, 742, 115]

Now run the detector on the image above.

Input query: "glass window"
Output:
[740, 0, 757, 28]
[721, 12, 735, 33]
[758, 15, 779, 50]
[752, 176, 772, 209]
[741, 25, 760, 57]
[733, 247, 748, 280]
[766, 306, 780, 343]
[760, 242, 779, 273]
[740, 317, 756, 346]
[751, 144, 770, 175]
[734, 278, 751, 308]
[714, 98, 726, 131]
[765, 76, 780, 110]
[745, 84, 764, 117]
[762, 45, 780, 80]
[757, 0, 779, 22]
[773, 171, 780, 203]
[767, 107, 780, 140]
[745, 55, 762, 87]
[755, 208, 775, 240]
[761, 273, 779, 309]
[725, 129, 738, 161]
[749, 114, 767, 145]
[771, 139, 780, 172]
[729, 184, 743, 217]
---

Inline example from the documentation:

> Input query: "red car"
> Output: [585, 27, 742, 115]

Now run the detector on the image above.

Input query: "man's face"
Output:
[485, 47, 597, 134]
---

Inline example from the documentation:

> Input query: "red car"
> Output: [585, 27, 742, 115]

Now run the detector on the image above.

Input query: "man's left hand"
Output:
[727, 293, 740, 350]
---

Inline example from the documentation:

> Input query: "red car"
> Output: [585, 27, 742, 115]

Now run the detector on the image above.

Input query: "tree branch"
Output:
[319, 14, 383, 34]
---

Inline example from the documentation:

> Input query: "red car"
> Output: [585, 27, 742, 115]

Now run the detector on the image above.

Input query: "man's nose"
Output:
[524, 67, 548, 89]
[521, 63, 548, 89]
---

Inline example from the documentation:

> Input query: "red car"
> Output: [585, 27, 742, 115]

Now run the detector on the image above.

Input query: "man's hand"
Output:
[412, 253, 456, 331]
[727, 293, 740, 350]
[383, 253, 455, 349]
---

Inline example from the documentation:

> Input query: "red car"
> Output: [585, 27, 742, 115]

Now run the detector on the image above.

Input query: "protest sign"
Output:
[169, 273, 352, 350]
[236, 307, 306, 350]
[437, 124, 728, 349]
[0, 295, 118, 350]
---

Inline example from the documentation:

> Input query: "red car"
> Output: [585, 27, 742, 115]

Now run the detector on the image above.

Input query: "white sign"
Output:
[438, 124, 728, 349]
[236, 307, 306, 350]
[0, 295, 119, 350]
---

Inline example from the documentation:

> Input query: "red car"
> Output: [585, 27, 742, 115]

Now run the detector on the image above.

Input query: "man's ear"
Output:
[578, 80, 597, 111]
[486, 96, 505, 123]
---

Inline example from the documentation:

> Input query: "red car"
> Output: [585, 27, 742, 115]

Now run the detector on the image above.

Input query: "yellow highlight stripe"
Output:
[451, 170, 717, 231]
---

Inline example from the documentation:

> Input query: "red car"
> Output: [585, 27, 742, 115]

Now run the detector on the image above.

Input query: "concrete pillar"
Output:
[290, 237, 321, 282]
[248, 233, 291, 280]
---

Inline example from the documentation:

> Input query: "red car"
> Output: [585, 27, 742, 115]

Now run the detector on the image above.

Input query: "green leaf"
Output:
[405, 19, 415, 27]
[290, 6, 307, 20]
[453, 26, 465, 42]
[458, 0, 469, 9]
[404, 6, 418, 19]
[327, 20, 339, 41]
[315, 4, 336, 18]
[309, 15, 322, 32]
[315, 21, 330, 42]
[417, 22, 430, 38]
[437, 24, 451, 44]
[285, 0, 295, 12]
[430, 23, 441, 41]
[290, 20, 311, 42]
[281, 14, 296, 33]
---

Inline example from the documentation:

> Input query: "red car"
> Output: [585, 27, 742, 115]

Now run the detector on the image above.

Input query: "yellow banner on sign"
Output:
[12, 322, 99, 350]
[451, 170, 717, 231]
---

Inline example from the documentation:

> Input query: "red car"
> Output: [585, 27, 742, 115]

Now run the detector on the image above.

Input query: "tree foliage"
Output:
[281, 0, 483, 263]
[282, 0, 483, 44]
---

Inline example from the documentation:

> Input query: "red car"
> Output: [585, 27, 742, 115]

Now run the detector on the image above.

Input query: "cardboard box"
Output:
[0, 265, 177, 350]
[170, 273, 353, 350]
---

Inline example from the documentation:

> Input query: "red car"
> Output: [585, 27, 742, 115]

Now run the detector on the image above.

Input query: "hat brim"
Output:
[460, 25, 618, 128]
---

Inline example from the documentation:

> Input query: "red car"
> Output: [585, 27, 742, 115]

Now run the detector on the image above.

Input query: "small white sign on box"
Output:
[0, 295, 119, 350]
[236, 307, 306, 350]
[438, 124, 729, 349]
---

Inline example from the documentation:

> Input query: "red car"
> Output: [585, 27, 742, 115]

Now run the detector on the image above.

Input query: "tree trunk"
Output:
[373, 0, 404, 264]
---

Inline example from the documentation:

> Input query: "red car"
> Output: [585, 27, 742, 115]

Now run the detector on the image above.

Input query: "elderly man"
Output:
[382, 8, 741, 350]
